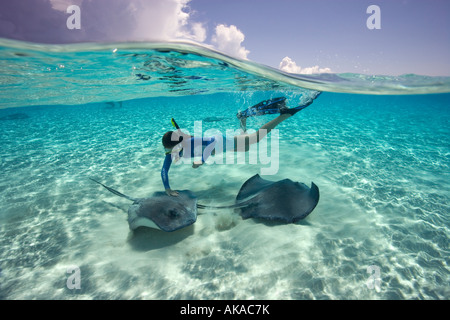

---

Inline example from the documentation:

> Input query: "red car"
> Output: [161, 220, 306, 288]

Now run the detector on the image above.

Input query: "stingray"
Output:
[203, 116, 226, 122]
[91, 174, 319, 232]
[230, 174, 320, 222]
[90, 178, 198, 232]
[0, 113, 29, 121]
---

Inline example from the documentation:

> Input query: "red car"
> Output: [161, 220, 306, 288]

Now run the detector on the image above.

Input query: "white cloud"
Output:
[4, 1, 248, 61]
[211, 24, 250, 59]
[279, 56, 332, 74]
[43, 0, 207, 43]
[190, 22, 207, 42]
[279, 56, 302, 73]
[49, 0, 82, 12]
[132, 0, 206, 42]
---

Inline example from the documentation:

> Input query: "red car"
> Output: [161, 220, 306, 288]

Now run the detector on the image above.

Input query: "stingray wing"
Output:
[236, 174, 275, 201]
[237, 175, 320, 222]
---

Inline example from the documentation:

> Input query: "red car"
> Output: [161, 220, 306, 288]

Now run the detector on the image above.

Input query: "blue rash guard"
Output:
[161, 136, 218, 190]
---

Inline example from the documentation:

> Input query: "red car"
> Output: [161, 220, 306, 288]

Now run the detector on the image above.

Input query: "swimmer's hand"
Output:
[192, 160, 204, 169]
[165, 189, 179, 197]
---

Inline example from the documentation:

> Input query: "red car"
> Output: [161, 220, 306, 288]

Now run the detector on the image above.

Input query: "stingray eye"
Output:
[168, 209, 179, 218]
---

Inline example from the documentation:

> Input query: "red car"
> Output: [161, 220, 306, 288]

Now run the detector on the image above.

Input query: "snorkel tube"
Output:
[171, 117, 184, 145]
[171, 118, 180, 130]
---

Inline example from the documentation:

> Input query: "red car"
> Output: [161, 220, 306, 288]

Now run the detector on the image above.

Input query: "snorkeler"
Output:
[161, 94, 320, 196]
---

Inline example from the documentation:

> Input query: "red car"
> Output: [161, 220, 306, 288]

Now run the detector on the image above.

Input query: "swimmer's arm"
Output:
[193, 137, 216, 168]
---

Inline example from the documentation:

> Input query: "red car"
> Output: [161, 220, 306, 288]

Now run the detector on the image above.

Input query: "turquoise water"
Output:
[0, 39, 449, 299]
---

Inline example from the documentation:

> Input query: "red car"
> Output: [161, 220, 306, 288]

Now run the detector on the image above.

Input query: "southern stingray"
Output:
[231, 174, 320, 223]
[90, 174, 319, 232]
[90, 178, 198, 232]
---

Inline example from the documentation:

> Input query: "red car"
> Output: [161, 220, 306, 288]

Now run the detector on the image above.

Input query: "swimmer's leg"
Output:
[236, 97, 286, 132]
[239, 117, 247, 132]
[234, 114, 291, 152]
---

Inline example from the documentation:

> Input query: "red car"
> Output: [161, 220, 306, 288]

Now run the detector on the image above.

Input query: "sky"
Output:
[0, 0, 449, 76]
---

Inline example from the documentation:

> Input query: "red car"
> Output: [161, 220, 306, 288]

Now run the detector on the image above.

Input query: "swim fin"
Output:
[236, 97, 287, 119]
[280, 92, 322, 116]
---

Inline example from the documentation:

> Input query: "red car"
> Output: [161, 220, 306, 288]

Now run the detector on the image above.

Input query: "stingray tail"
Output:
[89, 178, 137, 202]
[197, 201, 254, 210]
